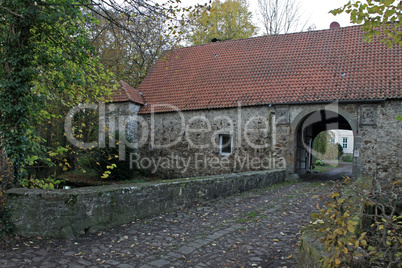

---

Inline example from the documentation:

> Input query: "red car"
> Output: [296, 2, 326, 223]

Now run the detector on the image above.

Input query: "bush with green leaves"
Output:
[82, 133, 147, 181]
[336, 143, 343, 159]
[342, 154, 353, 163]
[20, 176, 66, 189]
[315, 160, 326, 166]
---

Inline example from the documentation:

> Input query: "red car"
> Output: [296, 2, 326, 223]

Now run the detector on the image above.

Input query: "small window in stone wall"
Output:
[219, 134, 232, 156]
[342, 137, 348, 149]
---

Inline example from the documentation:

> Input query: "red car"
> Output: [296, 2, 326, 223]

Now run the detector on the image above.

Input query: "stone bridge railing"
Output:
[6, 169, 286, 239]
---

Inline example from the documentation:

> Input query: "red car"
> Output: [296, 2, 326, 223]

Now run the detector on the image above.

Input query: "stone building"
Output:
[108, 25, 402, 181]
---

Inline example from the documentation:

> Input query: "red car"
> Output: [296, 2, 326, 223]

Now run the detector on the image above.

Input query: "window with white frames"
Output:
[219, 134, 232, 156]
[342, 137, 348, 149]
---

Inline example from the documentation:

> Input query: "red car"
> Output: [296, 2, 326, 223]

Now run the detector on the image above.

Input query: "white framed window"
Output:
[219, 134, 232, 156]
[342, 137, 348, 149]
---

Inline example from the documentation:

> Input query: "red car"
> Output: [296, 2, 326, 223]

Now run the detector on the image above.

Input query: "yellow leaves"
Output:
[335, 258, 341, 265]
[331, 193, 340, 198]
[338, 198, 346, 204]
[106, 164, 117, 170]
[355, 240, 359, 248]
[327, 202, 336, 208]
[334, 229, 343, 235]
[101, 171, 111, 179]
[347, 220, 358, 234]
[358, 232, 367, 240]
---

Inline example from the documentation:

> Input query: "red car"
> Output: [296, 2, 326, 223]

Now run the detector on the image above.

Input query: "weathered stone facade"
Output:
[132, 105, 281, 179]
[277, 100, 401, 180]
[358, 100, 401, 180]
[108, 99, 401, 181]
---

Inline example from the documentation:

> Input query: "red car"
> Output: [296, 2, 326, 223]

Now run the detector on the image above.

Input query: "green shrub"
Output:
[342, 154, 353, 162]
[336, 143, 343, 159]
[82, 132, 147, 181]
[315, 160, 326, 166]
[20, 176, 66, 189]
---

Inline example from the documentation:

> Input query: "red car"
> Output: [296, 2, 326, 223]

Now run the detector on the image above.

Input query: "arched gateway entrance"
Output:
[290, 105, 359, 178]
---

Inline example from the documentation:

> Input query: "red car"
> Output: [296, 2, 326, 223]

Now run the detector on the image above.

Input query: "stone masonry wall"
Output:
[358, 100, 401, 180]
[6, 169, 286, 238]
[134, 106, 285, 179]
[277, 100, 401, 180]
[106, 100, 401, 180]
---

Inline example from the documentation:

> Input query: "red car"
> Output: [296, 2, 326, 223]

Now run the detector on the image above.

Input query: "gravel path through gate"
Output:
[0, 179, 334, 268]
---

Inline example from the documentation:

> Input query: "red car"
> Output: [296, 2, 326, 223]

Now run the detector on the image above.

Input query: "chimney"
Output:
[330, 21, 341, 29]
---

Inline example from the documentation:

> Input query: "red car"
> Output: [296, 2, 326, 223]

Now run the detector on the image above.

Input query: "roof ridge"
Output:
[137, 24, 402, 114]
[115, 80, 145, 105]
[119, 80, 132, 101]
[169, 24, 363, 52]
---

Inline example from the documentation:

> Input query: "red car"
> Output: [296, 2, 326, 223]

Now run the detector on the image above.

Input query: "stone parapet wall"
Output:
[6, 169, 286, 239]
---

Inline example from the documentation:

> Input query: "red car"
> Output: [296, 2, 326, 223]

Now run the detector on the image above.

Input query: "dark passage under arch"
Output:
[295, 110, 353, 175]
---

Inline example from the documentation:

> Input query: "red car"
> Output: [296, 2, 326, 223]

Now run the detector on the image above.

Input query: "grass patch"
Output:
[312, 162, 337, 173]
[312, 165, 333, 173]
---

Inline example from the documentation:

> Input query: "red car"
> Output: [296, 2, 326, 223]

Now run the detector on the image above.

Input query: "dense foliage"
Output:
[186, 0, 258, 45]
[0, 0, 197, 190]
[0, 0, 113, 188]
[312, 131, 343, 161]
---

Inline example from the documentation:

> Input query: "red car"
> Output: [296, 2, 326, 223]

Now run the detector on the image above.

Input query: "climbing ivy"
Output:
[0, 0, 113, 186]
[0, 0, 203, 188]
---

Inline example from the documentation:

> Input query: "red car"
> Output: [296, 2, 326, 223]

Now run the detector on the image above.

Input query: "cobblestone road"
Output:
[0, 179, 334, 268]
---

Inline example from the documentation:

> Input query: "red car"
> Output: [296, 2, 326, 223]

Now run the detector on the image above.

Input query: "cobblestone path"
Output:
[0, 180, 332, 268]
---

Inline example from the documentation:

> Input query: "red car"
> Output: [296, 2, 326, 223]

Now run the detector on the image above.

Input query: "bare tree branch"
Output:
[0, 5, 24, 18]
[257, 0, 307, 35]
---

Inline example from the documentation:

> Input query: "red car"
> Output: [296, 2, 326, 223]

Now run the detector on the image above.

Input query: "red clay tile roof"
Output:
[111, 80, 145, 105]
[137, 25, 402, 114]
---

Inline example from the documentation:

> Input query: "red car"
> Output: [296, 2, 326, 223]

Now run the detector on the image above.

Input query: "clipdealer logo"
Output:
[64, 102, 286, 173]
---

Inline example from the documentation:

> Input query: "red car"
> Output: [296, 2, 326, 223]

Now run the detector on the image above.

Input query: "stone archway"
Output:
[289, 104, 360, 178]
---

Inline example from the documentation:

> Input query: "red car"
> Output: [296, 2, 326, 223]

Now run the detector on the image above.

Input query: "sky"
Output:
[181, 0, 355, 35]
